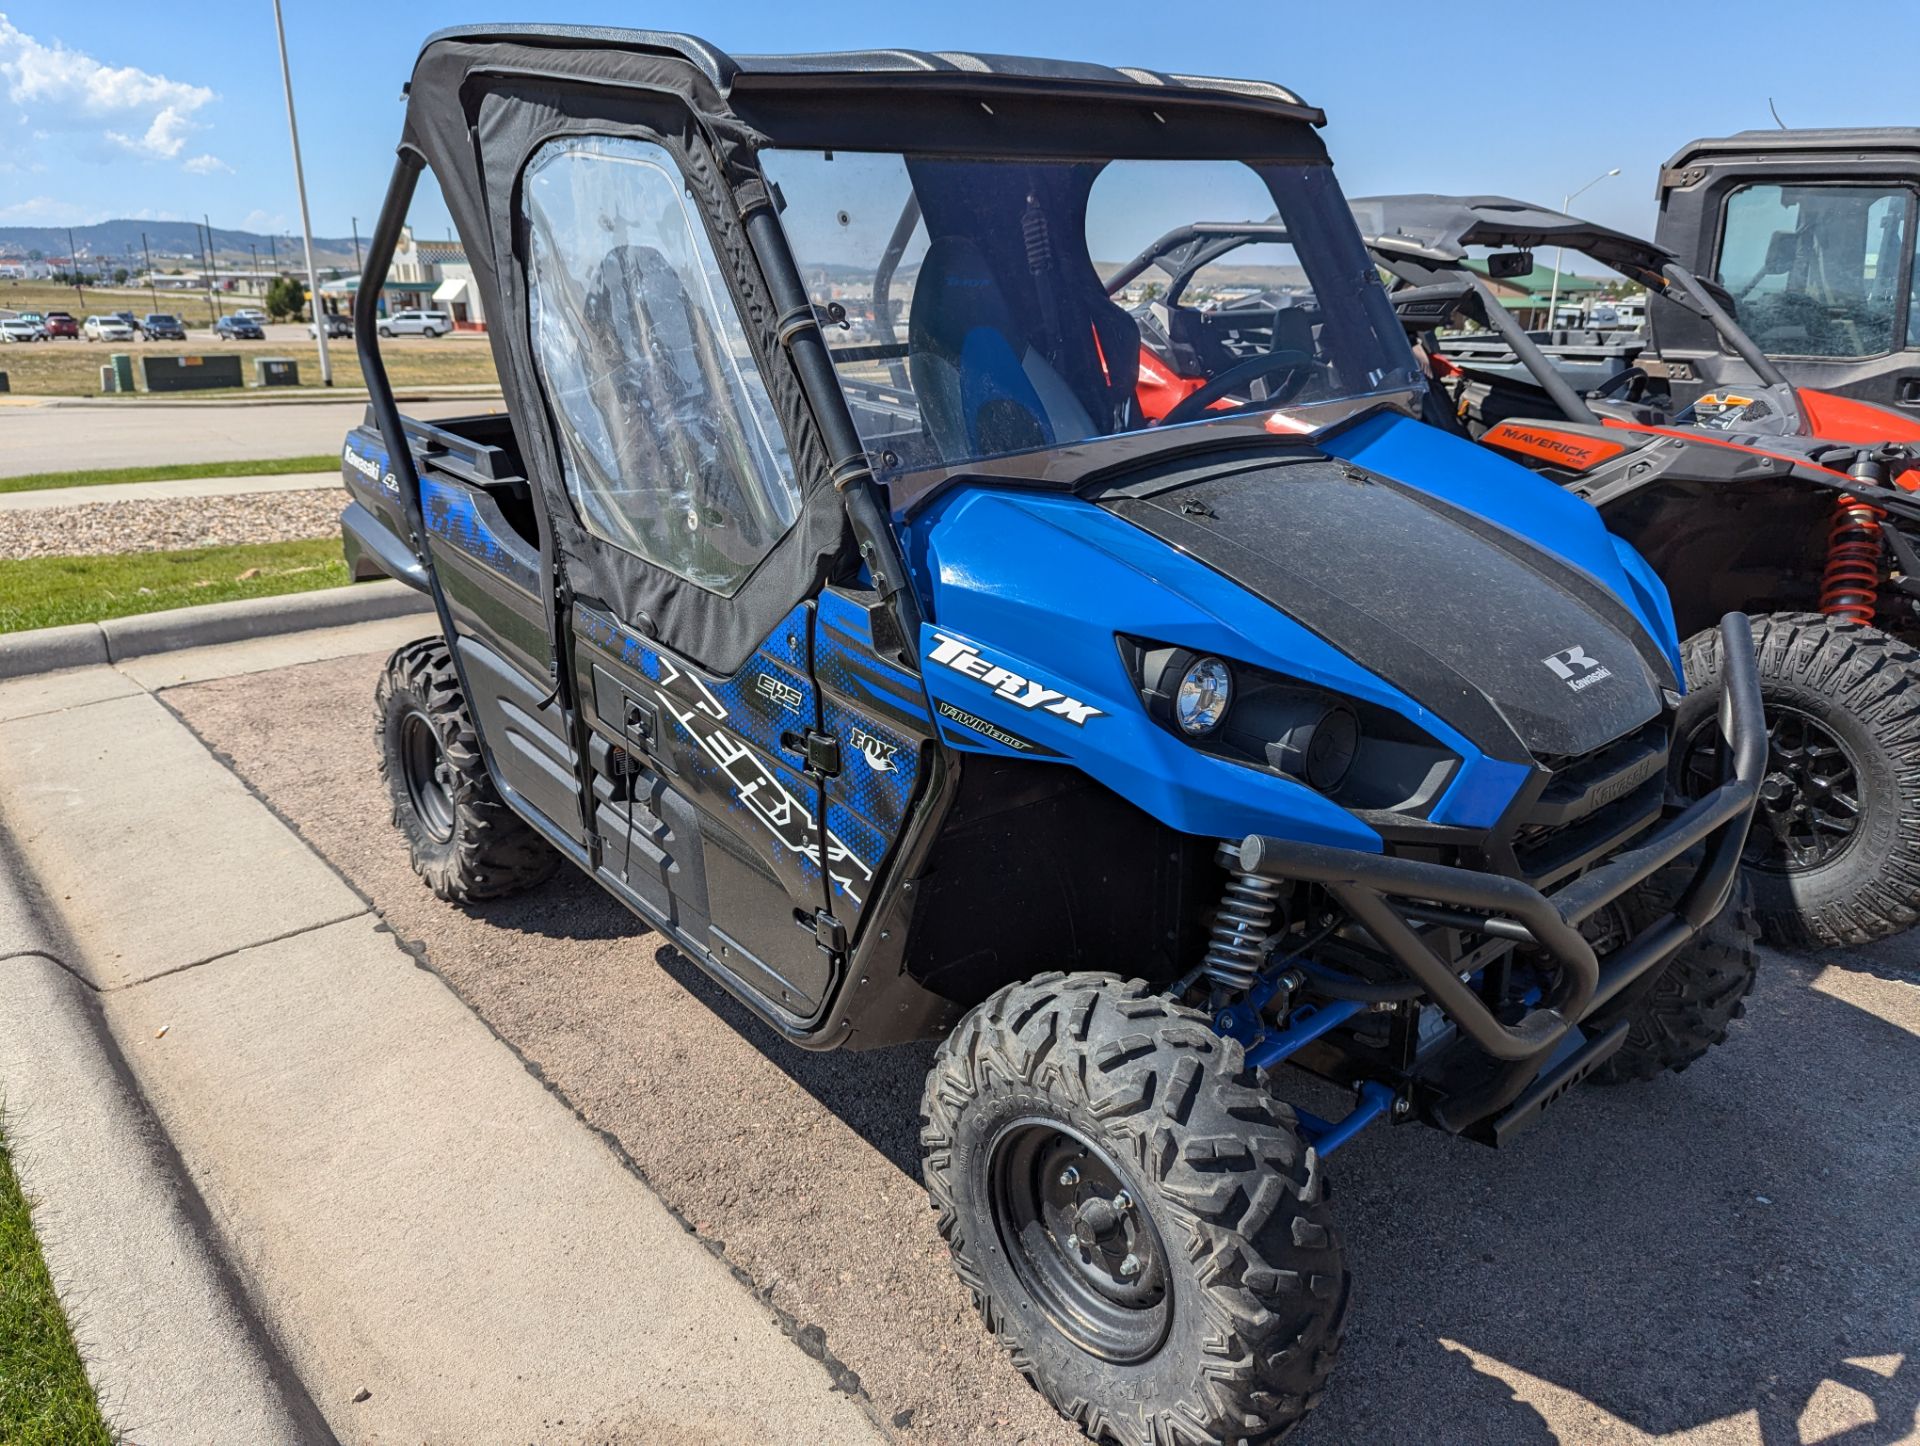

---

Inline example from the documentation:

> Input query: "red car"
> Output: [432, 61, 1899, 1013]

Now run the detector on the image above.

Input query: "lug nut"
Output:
[1112, 1191, 1131, 1213]
[1118, 1253, 1141, 1278]
[1058, 1166, 1080, 1188]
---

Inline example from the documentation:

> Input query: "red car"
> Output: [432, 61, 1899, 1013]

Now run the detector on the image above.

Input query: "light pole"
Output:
[1546, 168, 1620, 333]
[273, 0, 331, 385]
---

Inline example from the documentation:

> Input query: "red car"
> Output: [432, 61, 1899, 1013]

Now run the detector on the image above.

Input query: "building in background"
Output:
[389, 228, 487, 330]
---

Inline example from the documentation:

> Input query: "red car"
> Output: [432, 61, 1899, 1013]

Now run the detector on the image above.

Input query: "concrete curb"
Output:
[32, 387, 502, 411]
[0, 581, 430, 681]
[0, 835, 325, 1445]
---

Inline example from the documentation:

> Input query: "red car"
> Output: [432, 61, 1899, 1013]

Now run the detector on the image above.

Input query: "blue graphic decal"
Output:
[578, 604, 876, 907]
[421, 474, 540, 593]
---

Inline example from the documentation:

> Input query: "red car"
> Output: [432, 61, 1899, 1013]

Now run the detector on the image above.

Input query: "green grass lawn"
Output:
[0, 455, 339, 496]
[0, 1123, 113, 1445]
[0, 538, 348, 634]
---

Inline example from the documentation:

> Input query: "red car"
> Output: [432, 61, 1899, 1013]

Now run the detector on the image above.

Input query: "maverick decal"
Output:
[847, 725, 900, 773]
[927, 632, 1104, 724]
[1542, 645, 1614, 693]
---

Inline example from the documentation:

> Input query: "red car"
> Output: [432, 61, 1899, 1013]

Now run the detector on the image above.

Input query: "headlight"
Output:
[1175, 656, 1233, 736]
[1121, 638, 1459, 814]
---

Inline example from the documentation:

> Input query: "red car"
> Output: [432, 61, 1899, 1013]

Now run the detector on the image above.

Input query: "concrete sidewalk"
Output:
[0, 622, 884, 1445]
[0, 471, 337, 510]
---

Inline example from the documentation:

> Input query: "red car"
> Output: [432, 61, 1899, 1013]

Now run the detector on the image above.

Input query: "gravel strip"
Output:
[0, 488, 345, 559]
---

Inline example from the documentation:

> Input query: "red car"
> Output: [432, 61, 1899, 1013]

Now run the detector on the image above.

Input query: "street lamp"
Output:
[273, 0, 331, 385]
[1545, 167, 1620, 334]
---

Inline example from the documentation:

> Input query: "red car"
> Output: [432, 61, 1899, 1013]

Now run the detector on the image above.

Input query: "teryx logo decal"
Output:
[927, 633, 1104, 725]
[1542, 645, 1614, 693]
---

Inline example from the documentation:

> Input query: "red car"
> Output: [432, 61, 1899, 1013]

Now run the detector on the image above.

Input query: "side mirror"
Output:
[1485, 250, 1535, 280]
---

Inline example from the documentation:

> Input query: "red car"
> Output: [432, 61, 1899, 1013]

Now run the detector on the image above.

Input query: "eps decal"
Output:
[927, 632, 1104, 724]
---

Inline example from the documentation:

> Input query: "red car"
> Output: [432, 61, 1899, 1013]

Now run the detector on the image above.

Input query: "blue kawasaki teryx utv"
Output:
[341, 27, 1766, 1443]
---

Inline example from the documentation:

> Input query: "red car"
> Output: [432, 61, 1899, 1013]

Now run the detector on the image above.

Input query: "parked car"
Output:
[310, 313, 353, 339]
[83, 315, 135, 342]
[377, 309, 453, 338]
[233, 308, 271, 327]
[212, 315, 265, 340]
[111, 310, 142, 333]
[43, 310, 79, 339]
[0, 316, 44, 342]
[142, 313, 187, 341]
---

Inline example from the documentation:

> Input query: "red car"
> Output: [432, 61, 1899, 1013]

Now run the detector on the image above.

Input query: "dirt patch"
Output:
[168, 649, 1920, 1446]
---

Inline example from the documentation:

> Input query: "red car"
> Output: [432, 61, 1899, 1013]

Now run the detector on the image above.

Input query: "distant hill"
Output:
[0, 219, 361, 271]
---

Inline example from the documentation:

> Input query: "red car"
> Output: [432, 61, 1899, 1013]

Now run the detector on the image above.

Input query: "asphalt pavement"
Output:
[158, 632, 1920, 1446]
[0, 398, 492, 477]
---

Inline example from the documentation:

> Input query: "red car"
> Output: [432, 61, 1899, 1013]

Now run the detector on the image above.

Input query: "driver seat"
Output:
[908, 236, 1097, 464]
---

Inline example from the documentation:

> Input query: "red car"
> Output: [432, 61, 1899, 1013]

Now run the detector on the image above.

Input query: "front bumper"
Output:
[1240, 612, 1765, 1136]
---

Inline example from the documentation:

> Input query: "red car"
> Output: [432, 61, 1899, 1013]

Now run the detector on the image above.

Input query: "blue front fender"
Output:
[909, 487, 1535, 848]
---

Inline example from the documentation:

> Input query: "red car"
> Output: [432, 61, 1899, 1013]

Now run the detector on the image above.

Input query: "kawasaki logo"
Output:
[1542, 645, 1614, 692]
[928, 633, 1103, 725]
[342, 444, 398, 495]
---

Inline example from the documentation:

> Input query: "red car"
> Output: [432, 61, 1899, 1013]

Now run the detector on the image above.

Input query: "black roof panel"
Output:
[417, 24, 1321, 122]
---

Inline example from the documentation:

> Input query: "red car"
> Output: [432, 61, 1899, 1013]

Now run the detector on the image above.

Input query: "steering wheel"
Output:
[1159, 348, 1320, 428]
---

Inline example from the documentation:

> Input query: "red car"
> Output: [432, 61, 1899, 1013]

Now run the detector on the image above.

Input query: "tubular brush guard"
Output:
[1239, 612, 1765, 1133]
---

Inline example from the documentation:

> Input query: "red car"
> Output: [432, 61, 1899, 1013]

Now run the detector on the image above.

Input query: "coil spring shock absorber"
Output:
[1822, 451, 1891, 626]
[1199, 841, 1284, 992]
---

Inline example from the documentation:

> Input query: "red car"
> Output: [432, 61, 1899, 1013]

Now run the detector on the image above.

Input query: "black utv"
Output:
[337, 28, 1765, 1444]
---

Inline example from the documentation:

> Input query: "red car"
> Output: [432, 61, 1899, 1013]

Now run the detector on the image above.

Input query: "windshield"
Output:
[760, 152, 1419, 479]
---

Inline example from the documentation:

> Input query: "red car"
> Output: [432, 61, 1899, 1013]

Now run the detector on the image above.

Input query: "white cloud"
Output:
[0, 194, 99, 224]
[182, 153, 229, 175]
[0, 14, 217, 165]
[242, 208, 289, 232]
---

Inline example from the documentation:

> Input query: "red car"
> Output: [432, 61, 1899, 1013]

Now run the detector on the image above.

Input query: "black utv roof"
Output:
[1665, 126, 1920, 167]
[415, 24, 1324, 123]
[1348, 194, 1672, 288]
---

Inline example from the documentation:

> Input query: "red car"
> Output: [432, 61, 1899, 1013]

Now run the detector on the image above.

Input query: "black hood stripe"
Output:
[1105, 455, 1663, 762]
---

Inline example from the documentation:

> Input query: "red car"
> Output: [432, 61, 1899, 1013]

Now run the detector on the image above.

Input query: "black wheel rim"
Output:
[986, 1118, 1172, 1364]
[400, 708, 456, 843]
[1681, 704, 1862, 874]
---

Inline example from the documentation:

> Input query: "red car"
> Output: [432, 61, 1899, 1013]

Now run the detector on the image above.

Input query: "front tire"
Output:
[1676, 613, 1920, 948]
[922, 973, 1348, 1446]
[378, 325, 392, 338]
[375, 637, 557, 903]
[1585, 863, 1759, 1085]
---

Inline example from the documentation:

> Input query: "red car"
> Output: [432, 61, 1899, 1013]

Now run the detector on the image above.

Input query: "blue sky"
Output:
[3, 1, 1918, 255]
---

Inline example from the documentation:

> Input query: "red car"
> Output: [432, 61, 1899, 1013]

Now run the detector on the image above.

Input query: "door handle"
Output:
[1898, 377, 1920, 407]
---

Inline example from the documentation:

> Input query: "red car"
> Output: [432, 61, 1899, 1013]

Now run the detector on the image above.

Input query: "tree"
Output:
[112, 267, 129, 285]
[264, 275, 306, 321]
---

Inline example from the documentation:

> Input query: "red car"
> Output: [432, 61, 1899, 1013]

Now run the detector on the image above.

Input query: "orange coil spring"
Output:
[1821, 493, 1888, 626]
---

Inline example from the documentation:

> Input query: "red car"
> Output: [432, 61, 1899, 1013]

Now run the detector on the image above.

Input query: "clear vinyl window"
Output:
[523, 135, 799, 595]
[759, 149, 1418, 477]
[1717, 182, 1913, 359]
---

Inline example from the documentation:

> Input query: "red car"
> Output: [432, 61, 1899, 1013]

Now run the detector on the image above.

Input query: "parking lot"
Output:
[159, 635, 1919, 1446]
